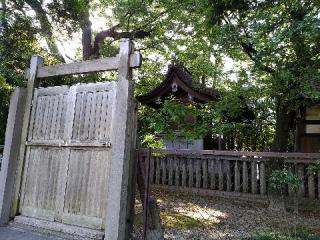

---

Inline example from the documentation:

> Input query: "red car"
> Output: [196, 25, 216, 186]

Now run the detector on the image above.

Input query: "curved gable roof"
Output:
[137, 64, 219, 106]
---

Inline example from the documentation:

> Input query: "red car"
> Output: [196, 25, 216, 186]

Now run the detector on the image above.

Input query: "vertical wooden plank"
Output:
[0, 88, 27, 223]
[188, 158, 193, 188]
[218, 158, 223, 191]
[92, 92, 103, 139]
[44, 96, 54, 139]
[181, 158, 187, 188]
[234, 161, 240, 192]
[259, 162, 266, 195]
[82, 92, 93, 141]
[210, 159, 215, 190]
[79, 93, 88, 140]
[49, 95, 59, 140]
[196, 158, 201, 188]
[64, 86, 77, 143]
[88, 92, 98, 140]
[242, 161, 248, 193]
[168, 156, 173, 186]
[105, 39, 136, 240]
[55, 94, 65, 139]
[308, 167, 315, 199]
[226, 160, 231, 191]
[202, 159, 208, 189]
[13, 56, 43, 216]
[288, 165, 294, 197]
[318, 170, 320, 199]
[27, 89, 38, 141]
[40, 96, 50, 139]
[174, 156, 180, 186]
[251, 161, 257, 194]
[72, 92, 83, 140]
[31, 95, 43, 140]
[297, 165, 305, 197]
[155, 157, 160, 185]
[149, 155, 155, 184]
[161, 156, 166, 185]
[20, 148, 34, 207]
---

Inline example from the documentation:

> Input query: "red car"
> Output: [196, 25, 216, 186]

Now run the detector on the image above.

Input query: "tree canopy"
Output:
[0, 0, 319, 151]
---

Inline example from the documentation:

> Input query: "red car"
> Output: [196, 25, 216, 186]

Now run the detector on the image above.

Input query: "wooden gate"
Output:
[1, 39, 141, 239]
[20, 82, 115, 229]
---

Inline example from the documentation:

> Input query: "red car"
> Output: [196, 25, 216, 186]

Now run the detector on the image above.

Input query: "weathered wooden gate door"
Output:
[20, 82, 115, 229]
[7, 39, 141, 239]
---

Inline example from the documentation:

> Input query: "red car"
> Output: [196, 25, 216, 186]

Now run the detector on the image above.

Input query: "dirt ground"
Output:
[133, 189, 320, 240]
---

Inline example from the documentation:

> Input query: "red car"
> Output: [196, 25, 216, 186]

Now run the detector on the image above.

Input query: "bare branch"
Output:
[91, 25, 151, 58]
[240, 41, 275, 74]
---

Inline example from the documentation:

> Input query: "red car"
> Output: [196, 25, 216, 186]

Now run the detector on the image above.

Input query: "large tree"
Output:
[2, 0, 319, 151]
[172, 0, 320, 151]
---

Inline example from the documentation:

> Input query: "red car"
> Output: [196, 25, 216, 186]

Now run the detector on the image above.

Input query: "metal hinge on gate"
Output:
[104, 139, 112, 148]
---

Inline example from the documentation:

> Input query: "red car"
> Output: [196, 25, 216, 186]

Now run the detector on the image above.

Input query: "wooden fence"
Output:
[139, 149, 320, 204]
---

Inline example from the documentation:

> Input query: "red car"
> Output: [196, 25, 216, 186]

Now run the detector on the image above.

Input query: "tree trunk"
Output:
[272, 105, 295, 152]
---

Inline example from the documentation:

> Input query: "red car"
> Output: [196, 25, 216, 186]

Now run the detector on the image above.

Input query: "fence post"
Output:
[260, 162, 266, 195]
[210, 159, 216, 190]
[226, 160, 231, 192]
[181, 158, 187, 188]
[188, 158, 193, 188]
[234, 161, 240, 192]
[307, 168, 315, 199]
[161, 156, 167, 185]
[297, 165, 305, 197]
[0, 88, 27, 225]
[168, 156, 173, 186]
[196, 158, 201, 188]
[202, 159, 208, 189]
[174, 156, 180, 186]
[251, 162, 257, 194]
[218, 158, 224, 191]
[242, 161, 248, 193]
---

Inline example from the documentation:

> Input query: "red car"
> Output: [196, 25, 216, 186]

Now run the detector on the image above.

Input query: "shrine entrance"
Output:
[0, 39, 141, 240]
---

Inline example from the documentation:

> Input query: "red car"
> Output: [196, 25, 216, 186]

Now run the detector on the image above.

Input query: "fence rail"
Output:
[139, 149, 320, 204]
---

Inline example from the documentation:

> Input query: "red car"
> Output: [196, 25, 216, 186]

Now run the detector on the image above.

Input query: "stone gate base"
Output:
[12, 216, 104, 240]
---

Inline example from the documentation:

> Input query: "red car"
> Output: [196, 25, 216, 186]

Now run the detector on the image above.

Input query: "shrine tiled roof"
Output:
[136, 64, 219, 107]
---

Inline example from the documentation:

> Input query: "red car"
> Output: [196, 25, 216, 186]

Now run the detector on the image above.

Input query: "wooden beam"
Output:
[130, 52, 142, 68]
[24, 53, 142, 78]
[139, 148, 320, 159]
[12, 56, 43, 217]
[37, 56, 119, 78]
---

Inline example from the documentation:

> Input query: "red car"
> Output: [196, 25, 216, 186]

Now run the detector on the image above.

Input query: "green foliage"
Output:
[307, 160, 320, 176]
[2, 0, 320, 152]
[0, 76, 13, 143]
[138, 98, 214, 142]
[0, 11, 43, 144]
[251, 229, 320, 240]
[270, 169, 303, 192]
[141, 134, 164, 149]
[139, 89, 275, 151]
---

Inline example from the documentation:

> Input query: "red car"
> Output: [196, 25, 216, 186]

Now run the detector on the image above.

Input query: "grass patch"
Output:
[251, 229, 320, 240]
[160, 211, 217, 229]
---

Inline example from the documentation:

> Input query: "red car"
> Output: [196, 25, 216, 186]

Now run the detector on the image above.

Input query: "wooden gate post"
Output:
[104, 39, 137, 240]
[0, 88, 27, 225]
[11, 56, 43, 217]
